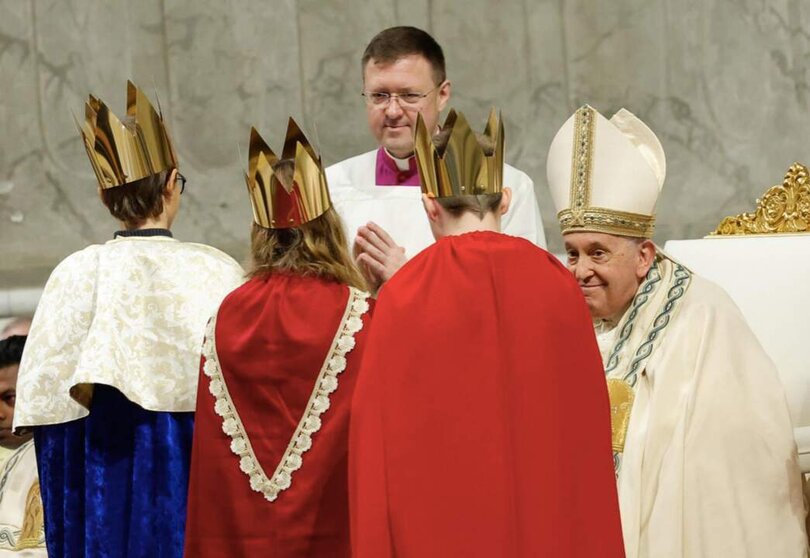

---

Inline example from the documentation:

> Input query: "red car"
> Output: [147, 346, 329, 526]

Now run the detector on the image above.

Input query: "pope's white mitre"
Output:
[547, 105, 666, 238]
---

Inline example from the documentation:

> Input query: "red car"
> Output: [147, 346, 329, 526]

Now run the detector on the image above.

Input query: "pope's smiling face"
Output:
[362, 54, 450, 158]
[564, 232, 656, 322]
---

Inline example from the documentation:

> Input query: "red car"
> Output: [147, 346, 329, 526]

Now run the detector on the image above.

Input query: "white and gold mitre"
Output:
[78, 81, 178, 190]
[414, 107, 504, 198]
[245, 118, 331, 229]
[547, 105, 666, 238]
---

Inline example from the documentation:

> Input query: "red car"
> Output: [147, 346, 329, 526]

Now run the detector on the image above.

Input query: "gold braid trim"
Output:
[15, 481, 44, 550]
[559, 207, 655, 238]
[568, 106, 596, 223]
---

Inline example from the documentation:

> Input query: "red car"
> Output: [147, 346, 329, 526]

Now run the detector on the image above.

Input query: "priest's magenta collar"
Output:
[375, 148, 420, 187]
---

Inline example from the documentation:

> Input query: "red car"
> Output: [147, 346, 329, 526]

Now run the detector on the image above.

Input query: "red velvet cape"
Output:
[349, 231, 624, 558]
[184, 274, 373, 557]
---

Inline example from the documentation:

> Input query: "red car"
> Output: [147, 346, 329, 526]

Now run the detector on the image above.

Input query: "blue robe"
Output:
[34, 386, 193, 557]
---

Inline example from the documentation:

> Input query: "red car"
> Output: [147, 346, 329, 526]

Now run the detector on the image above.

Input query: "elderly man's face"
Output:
[363, 54, 450, 158]
[564, 232, 656, 322]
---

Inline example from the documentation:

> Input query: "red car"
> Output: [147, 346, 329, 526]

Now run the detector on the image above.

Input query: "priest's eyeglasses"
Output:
[361, 85, 440, 108]
[176, 172, 187, 194]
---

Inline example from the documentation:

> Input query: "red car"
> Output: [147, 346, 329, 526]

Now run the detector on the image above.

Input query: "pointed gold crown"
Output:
[413, 107, 504, 198]
[245, 119, 332, 229]
[78, 81, 178, 190]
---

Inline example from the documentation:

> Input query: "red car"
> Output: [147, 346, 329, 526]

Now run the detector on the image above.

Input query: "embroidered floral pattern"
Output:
[201, 287, 370, 502]
[14, 238, 244, 429]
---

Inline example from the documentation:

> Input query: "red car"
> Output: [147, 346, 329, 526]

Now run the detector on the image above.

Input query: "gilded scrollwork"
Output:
[712, 163, 810, 235]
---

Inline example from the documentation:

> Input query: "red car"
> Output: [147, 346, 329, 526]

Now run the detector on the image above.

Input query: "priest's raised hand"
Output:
[353, 221, 408, 293]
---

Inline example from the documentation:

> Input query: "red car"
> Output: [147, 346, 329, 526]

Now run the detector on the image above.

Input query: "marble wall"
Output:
[1, 0, 808, 288]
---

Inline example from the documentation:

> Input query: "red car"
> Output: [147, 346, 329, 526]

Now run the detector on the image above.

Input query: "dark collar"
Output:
[113, 228, 173, 239]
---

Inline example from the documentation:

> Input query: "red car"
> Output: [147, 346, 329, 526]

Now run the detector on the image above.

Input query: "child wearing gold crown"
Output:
[183, 121, 372, 557]
[348, 108, 625, 557]
[12, 82, 244, 557]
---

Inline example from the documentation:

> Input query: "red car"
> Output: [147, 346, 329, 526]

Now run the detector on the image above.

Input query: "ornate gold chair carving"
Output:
[711, 163, 810, 236]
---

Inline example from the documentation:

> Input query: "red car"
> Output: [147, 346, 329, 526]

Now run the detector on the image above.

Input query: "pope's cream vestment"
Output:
[601, 253, 806, 557]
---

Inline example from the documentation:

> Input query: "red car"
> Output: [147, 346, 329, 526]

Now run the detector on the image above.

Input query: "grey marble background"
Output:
[1, 0, 808, 288]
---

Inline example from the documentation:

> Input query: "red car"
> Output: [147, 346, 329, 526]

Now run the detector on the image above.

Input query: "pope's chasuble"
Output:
[603, 252, 807, 558]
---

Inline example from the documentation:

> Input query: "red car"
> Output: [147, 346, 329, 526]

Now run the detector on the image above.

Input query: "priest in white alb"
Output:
[546, 104, 807, 557]
[326, 26, 545, 285]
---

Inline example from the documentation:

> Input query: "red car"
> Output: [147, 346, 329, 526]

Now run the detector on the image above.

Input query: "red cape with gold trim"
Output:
[184, 274, 373, 557]
[349, 231, 624, 558]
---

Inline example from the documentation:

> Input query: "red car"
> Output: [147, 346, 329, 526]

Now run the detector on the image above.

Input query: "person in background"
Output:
[0, 319, 31, 341]
[0, 335, 46, 556]
[0, 318, 32, 470]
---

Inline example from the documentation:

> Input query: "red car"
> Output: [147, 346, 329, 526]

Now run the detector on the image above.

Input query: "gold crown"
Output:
[245, 118, 331, 229]
[414, 107, 504, 198]
[78, 81, 177, 189]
